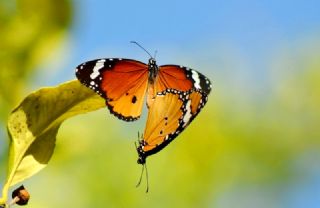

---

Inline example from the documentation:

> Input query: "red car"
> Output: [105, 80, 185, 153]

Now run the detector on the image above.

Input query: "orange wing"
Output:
[145, 64, 212, 110]
[143, 91, 184, 152]
[156, 65, 212, 95]
[136, 89, 209, 164]
[76, 58, 149, 121]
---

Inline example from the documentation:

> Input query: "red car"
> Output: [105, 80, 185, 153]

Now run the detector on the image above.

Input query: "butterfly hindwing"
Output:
[137, 89, 209, 163]
[76, 58, 149, 121]
[142, 90, 185, 152]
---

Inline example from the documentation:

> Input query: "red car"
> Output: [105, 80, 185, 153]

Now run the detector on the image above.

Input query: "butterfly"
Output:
[75, 43, 212, 121]
[136, 88, 209, 165]
[135, 88, 210, 192]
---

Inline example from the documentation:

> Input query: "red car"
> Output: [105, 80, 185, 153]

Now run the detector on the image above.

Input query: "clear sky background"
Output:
[36, 0, 320, 88]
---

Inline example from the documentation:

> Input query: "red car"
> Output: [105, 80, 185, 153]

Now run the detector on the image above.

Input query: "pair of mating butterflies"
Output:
[75, 47, 212, 189]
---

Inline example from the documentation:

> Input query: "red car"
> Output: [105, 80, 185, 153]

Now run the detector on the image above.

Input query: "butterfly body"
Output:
[147, 58, 159, 84]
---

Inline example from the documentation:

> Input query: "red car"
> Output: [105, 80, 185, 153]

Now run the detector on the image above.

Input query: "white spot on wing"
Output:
[90, 59, 106, 79]
[183, 100, 192, 127]
[191, 70, 201, 89]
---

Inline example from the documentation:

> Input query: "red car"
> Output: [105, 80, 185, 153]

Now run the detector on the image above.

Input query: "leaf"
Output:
[0, 80, 105, 205]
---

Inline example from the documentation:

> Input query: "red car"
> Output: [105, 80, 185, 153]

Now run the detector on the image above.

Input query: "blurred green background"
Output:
[1, 0, 320, 207]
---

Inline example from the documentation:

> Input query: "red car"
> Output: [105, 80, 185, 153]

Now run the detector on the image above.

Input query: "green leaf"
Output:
[0, 80, 105, 205]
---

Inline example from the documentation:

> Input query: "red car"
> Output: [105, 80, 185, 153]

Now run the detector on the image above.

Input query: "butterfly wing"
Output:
[142, 91, 185, 152]
[137, 89, 209, 164]
[145, 64, 212, 110]
[75, 58, 149, 121]
[156, 65, 212, 95]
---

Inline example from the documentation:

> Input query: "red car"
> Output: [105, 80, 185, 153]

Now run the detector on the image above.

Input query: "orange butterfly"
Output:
[135, 89, 210, 192]
[75, 52, 211, 121]
[136, 88, 209, 164]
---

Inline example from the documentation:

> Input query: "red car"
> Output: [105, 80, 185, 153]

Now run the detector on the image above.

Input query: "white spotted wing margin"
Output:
[136, 88, 209, 164]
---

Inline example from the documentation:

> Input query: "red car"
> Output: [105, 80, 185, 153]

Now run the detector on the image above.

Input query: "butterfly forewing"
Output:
[76, 58, 149, 121]
[157, 65, 212, 95]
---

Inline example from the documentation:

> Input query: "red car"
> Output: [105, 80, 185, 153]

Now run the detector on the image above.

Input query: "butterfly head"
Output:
[135, 138, 147, 165]
[148, 57, 156, 65]
[137, 155, 146, 165]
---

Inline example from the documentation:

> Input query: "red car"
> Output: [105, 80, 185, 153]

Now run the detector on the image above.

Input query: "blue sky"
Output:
[35, 0, 320, 95]
[71, 0, 320, 48]
[69, 0, 320, 63]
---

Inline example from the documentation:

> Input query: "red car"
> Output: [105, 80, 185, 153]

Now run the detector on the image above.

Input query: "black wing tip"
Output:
[199, 73, 212, 95]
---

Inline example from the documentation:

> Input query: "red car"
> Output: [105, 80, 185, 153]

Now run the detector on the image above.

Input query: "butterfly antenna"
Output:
[130, 41, 153, 58]
[134, 141, 138, 149]
[145, 163, 149, 193]
[136, 164, 145, 188]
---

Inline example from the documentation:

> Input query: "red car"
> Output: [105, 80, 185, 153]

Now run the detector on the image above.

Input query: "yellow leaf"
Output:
[0, 80, 105, 205]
